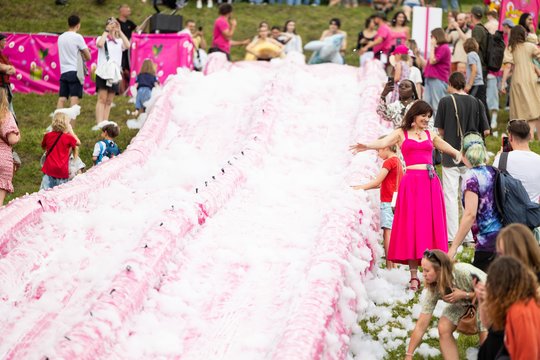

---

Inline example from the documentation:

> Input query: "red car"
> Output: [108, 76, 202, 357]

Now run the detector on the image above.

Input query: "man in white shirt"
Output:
[57, 15, 91, 109]
[493, 120, 540, 204]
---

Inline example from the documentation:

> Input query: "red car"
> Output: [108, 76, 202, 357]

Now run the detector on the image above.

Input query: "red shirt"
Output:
[381, 156, 403, 202]
[41, 131, 77, 179]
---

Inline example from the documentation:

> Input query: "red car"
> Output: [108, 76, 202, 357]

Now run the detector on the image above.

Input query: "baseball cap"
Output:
[502, 19, 515, 28]
[373, 11, 387, 21]
[471, 5, 484, 19]
[392, 45, 409, 55]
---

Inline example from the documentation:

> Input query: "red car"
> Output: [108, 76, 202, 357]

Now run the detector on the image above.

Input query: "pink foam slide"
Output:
[1, 59, 387, 358]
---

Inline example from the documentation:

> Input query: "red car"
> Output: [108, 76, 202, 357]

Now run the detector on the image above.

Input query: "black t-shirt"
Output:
[117, 19, 137, 40]
[434, 94, 490, 167]
[117, 19, 137, 70]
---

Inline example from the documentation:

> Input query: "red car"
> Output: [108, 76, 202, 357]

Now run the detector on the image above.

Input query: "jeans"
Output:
[302, 0, 320, 5]
[441, 0, 459, 10]
[286, 0, 301, 4]
[424, 78, 448, 118]
[40, 174, 69, 190]
[442, 166, 473, 243]
[269, 0, 283, 4]
[486, 74, 500, 111]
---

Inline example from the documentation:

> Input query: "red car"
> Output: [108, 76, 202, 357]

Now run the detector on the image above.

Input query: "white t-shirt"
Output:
[493, 150, 540, 203]
[58, 31, 88, 74]
[96, 36, 126, 67]
[408, 66, 422, 85]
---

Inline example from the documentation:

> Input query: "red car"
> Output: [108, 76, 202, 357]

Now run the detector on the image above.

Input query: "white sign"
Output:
[411, 7, 443, 59]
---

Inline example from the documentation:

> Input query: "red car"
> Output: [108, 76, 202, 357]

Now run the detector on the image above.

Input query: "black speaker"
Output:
[149, 14, 183, 33]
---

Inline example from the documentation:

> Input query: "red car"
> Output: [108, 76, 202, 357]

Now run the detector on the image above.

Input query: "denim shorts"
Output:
[380, 202, 394, 229]
[40, 174, 69, 190]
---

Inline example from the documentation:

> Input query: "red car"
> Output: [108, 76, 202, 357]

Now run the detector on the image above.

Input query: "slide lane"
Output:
[1, 59, 387, 358]
[0, 65, 276, 359]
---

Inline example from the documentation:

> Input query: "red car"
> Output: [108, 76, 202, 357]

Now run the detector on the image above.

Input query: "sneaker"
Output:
[196, 0, 202, 8]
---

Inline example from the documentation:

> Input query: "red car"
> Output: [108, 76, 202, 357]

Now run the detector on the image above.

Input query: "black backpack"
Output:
[481, 25, 506, 72]
[494, 152, 540, 229]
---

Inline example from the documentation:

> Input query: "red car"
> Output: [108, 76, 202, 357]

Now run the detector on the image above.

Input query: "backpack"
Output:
[494, 152, 540, 229]
[479, 25, 505, 72]
[96, 139, 121, 164]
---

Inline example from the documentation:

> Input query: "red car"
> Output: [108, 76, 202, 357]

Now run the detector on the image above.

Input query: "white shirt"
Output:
[283, 34, 303, 54]
[408, 66, 422, 85]
[58, 31, 88, 74]
[493, 150, 540, 203]
[96, 36, 126, 67]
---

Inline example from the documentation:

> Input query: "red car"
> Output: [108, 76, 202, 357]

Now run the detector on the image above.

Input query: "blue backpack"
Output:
[96, 139, 121, 164]
[494, 152, 540, 229]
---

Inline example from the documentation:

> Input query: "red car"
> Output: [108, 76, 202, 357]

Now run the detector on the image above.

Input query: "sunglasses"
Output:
[423, 249, 441, 265]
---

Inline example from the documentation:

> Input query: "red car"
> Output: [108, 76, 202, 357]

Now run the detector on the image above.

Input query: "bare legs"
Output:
[529, 119, 540, 140]
[409, 259, 420, 290]
[57, 96, 79, 109]
[95, 89, 115, 124]
[438, 316, 459, 360]
[0, 189, 6, 206]
[383, 228, 395, 269]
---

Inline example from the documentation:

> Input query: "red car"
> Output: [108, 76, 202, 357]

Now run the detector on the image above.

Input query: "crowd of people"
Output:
[2, 1, 540, 357]
[348, 3, 540, 359]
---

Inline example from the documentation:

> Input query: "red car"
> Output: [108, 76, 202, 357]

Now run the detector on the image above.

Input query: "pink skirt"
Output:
[388, 169, 448, 264]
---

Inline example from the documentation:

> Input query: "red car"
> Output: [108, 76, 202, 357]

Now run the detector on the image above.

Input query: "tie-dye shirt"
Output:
[461, 165, 503, 252]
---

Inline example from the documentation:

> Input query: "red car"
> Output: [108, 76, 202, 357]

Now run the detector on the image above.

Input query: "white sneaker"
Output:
[208, 0, 213, 7]
[196, 0, 202, 8]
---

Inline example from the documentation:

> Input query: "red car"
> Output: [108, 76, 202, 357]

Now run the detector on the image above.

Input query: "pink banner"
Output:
[3, 32, 193, 95]
[499, 0, 540, 30]
[129, 33, 194, 91]
[3, 33, 98, 95]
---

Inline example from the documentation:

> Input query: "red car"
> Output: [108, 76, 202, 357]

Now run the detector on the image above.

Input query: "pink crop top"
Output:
[401, 130, 434, 167]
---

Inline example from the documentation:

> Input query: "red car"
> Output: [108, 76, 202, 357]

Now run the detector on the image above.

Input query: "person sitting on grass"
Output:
[40, 112, 80, 190]
[93, 121, 120, 165]
[351, 137, 403, 269]
[405, 249, 487, 360]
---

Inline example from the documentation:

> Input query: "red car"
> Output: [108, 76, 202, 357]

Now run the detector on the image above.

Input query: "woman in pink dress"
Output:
[0, 88, 20, 205]
[390, 11, 410, 51]
[350, 100, 461, 291]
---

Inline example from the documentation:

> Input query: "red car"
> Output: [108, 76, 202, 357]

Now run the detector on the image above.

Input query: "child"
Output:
[135, 59, 159, 114]
[389, 45, 411, 103]
[351, 139, 403, 269]
[93, 121, 120, 165]
[40, 112, 81, 190]
[463, 38, 484, 96]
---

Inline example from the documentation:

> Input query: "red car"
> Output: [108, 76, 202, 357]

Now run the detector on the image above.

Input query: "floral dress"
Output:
[0, 111, 19, 193]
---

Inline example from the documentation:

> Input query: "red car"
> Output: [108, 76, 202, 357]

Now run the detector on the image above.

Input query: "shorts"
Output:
[95, 75, 119, 94]
[59, 71, 83, 99]
[473, 250, 496, 273]
[40, 174, 69, 190]
[135, 86, 152, 110]
[380, 202, 394, 229]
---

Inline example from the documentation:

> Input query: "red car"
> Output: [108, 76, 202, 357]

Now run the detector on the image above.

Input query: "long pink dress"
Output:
[0, 111, 19, 193]
[388, 130, 448, 264]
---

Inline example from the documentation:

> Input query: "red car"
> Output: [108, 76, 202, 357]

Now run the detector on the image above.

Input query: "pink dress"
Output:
[0, 111, 19, 193]
[388, 130, 448, 264]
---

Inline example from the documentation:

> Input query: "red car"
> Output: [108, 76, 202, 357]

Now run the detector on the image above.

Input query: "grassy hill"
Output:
[2, 0, 538, 199]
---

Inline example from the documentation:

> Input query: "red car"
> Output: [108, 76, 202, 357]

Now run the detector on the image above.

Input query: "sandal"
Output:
[409, 277, 421, 292]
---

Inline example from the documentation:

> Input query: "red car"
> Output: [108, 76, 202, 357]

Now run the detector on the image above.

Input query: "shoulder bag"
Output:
[40, 133, 63, 167]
